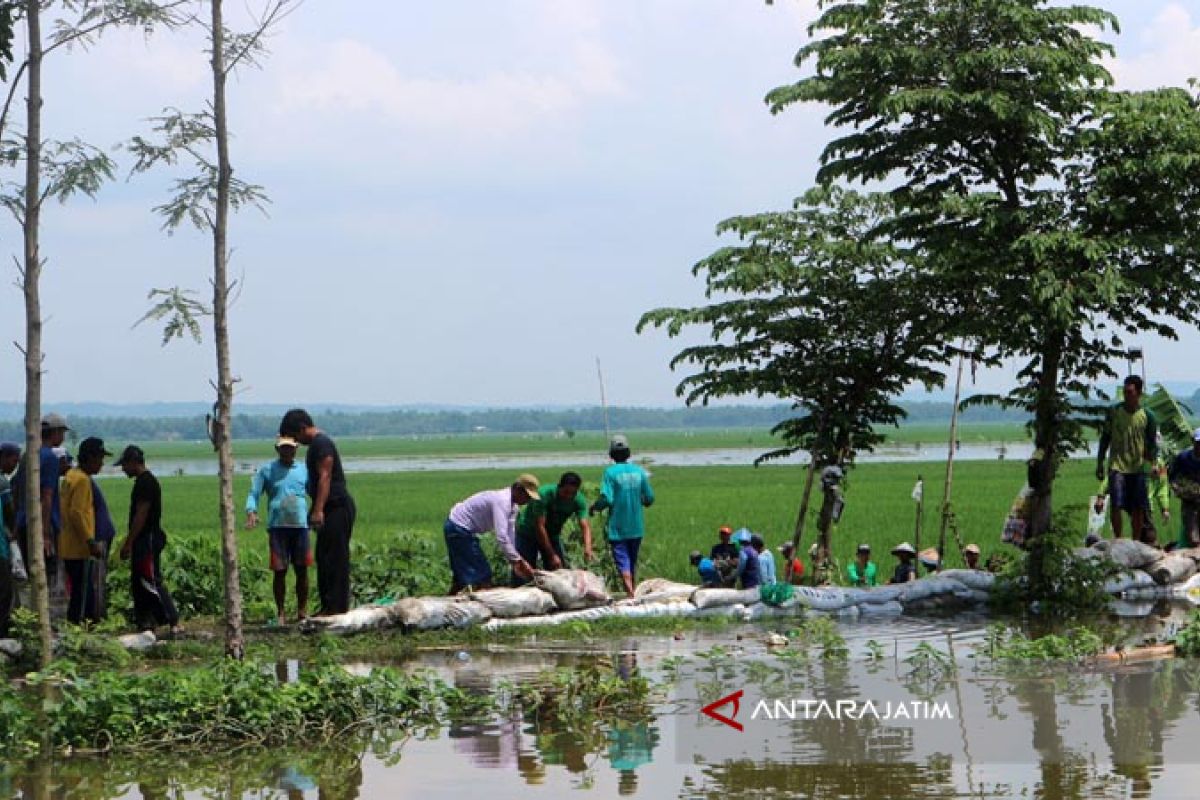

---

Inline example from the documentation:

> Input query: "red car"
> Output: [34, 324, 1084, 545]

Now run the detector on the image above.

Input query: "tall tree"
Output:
[639, 186, 950, 578]
[1, 0, 182, 667]
[768, 0, 1200, 566]
[129, 0, 297, 658]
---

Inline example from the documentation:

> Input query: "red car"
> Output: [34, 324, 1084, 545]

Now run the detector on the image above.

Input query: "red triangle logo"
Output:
[701, 689, 744, 732]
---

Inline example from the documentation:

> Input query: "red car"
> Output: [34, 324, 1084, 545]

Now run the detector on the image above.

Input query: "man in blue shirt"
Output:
[1169, 427, 1200, 549]
[246, 435, 311, 624]
[0, 442, 21, 637]
[690, 550, 720, 587]
[735, 532, 761, 589]
[11, 414, 70, 606]
[590, 435, 654, 597]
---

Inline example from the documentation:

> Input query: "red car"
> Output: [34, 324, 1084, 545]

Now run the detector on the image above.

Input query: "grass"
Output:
[90, 455, 1121, 612]
[119, 421, 1034, 463]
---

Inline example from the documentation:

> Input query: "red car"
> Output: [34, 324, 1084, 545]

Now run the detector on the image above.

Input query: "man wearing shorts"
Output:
[590, 435, 655, 597]
[1097, 375, 1158, 542]
[246, 435, 311, 624]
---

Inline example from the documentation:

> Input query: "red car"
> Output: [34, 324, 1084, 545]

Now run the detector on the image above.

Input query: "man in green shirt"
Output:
[1096, 375, 1158, 542]
[513, 471, 594, 584]
[847, 543, 877, 587]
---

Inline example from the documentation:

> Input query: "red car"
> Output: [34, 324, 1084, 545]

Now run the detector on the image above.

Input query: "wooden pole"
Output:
[788, 458, 818, 581]
[596, 357, 611, 441]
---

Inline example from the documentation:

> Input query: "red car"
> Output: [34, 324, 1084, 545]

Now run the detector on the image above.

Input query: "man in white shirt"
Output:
[444, 473, 541, 594]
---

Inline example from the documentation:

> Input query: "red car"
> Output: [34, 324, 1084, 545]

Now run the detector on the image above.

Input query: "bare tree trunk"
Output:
[22, 0, 53, 669]
[938, 352, 966, 566]
[787, 459, 817, 582]
[1027, 336, 1063, 594]
[211, 0, 243, 659]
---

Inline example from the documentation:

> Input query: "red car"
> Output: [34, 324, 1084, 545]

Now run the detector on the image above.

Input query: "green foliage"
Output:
[135, 287, 209, 345]
[1, 658, 481, 757]
[1171, 610, 1200, 657]
[639, 185, 949, 469]
[981, 623, 1103, 662]
[350, 530, 446, 604]
[512, 662, 654, 728]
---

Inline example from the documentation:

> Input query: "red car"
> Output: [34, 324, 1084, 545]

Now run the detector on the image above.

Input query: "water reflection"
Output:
[6, 620, 1200, 798]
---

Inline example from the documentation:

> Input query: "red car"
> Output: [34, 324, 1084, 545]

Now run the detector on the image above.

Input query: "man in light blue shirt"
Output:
[590, 435, 654, 596]
[246, 436, 310, 624]
[751, 533, 776, 586]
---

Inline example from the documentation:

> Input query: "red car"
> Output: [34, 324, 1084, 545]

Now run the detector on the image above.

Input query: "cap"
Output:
[891, 542, 916, 556]
[856, 543, 871, 554]
[0, 441, 20, 458]
[718, 526, 733, 536]
[41, 412, 70, 431]
[275, 435, 300, 449]
[918, 547, 940, 567]
[964, 543, 981, 555]
[114, 444, 145, 467]
[609, 434, 630, 451]
[515, 473, 541, 499]
[78, 437, 113, 460]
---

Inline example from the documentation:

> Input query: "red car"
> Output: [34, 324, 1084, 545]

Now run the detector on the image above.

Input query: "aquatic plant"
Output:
[981, 623, 1103, 662]
[1171, 609, 1200, 657]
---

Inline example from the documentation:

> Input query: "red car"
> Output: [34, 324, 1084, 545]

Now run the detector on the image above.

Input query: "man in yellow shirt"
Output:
[59, 437, 110, 624]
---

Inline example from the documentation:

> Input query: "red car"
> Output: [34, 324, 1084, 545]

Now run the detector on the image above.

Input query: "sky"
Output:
[2, 0, 1200, 409]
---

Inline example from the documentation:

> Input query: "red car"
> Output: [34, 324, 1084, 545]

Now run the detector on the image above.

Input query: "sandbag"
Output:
[740, 603, 799, 621]
[858, 601, 904, 616]
[788, 586, 857, 611]
[300, 603, 406, 634]
[1103, 570, 1156, 594]
[1096, 539, 1160, 570]
[533, 569, 612, 610]
[938, 569, 996, 592]
[691, 603, 748, 619]
[691, 587, 761, 610]
[1146, 554, 1196, 586]
[633, 578, 696, 600]
[468, 587, 557, 618]
[613, 601, 697, 619]
[480, 605, 615, 631]
[1109, 599, 1156, 617]
[1170, 547, 1200, 565]
[396, 598, 492, 631]
[895, 576, 971, 605]
[0, 638, 22, 659]
[117, 631, 156, 651]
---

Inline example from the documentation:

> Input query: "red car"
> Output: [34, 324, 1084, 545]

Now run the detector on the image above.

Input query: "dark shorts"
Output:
[1109, 471, 1148, 514]
[444, 519, 492, 588]
[609, 538, 642, 575]
[269, 527, 312, 572]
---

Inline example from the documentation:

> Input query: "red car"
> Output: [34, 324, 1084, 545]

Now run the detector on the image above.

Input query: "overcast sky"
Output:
[2, 0, 1199, 409]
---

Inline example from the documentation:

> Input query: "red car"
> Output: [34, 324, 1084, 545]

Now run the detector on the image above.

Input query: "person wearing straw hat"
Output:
[59, 437, 111, 623]
[889, 542, 917, 585]
[847, 543, 877, 587]
[963, 543, 982, 570]
[444, 474, 542, 594]
[918, 547, 941, 575]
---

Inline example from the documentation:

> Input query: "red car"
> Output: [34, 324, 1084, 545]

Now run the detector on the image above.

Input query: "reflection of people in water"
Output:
[605, 720, 660, 796]
[1101, 668, 1167, 795]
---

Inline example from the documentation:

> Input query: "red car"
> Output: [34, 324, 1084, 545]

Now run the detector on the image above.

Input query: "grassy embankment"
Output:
[95, 453, 1123, 624]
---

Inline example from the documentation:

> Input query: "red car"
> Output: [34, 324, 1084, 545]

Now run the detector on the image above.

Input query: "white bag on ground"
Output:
[938, 569, 996, 592]
[1146, 554, 1196, 586]
[691, 587, 761, 610]
[468, 587, 558, 618]
[632, 578, 697, 604]
[1096, 539, 1160, 570]
[481, 605, 615, 631]
[1103, 570, 1155, 594]
[1087, 496, 1107, 539]
[533, 569, 612, 610]
[788, 586, 857, 611]
[397, 597, 493, 630]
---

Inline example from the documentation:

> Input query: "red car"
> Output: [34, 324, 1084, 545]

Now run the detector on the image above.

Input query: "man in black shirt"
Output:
[279, 409, 356, 616]
[115, 445, 181, 633]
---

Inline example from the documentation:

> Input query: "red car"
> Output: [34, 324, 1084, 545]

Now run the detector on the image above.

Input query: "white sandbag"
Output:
[533, 569, 612, 610]
[1096, 539, 1160, 570]
[399, 598, 492, 631]
[1073, 547, 1104, 561]
[691, 604, 747, 619]
[740, 603, 801, 621]
[1109, 599, 1156, 617]
[895, 576, 970, 604]
[858, 601, 904, 616]
[964, 590, 991, 605]
[480, 605, 615, 631]
[117, 631, 156, 651]
[1103, 570, 1156, 594]
[299, 604, 406, 635]
[613, 601, 697, 619]
[786, 586, 857, 611]
[691, 587, 761, 610]
[468, 587, 557, 618]
[633, 578, 697, 602]
[938, 569, 996, 593]
[843, 585, 905, 605]
[1170, 547, 1200, 564]
[1146, 554, 1197, 586]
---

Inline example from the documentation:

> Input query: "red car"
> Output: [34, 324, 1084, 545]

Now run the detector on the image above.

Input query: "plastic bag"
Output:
[468, 587, 557, 618]
[9, 541, 27, 582]
[1087, 495, 1107, 539]
[533, 569, 611, 610]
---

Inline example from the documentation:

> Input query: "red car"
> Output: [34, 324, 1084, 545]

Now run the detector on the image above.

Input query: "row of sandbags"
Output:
[1079, 539, 1200, 593]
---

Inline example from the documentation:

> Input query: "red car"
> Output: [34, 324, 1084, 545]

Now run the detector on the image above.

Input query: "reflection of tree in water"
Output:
[1098, 662, 1191, 797]
[679, 758, 962, 800]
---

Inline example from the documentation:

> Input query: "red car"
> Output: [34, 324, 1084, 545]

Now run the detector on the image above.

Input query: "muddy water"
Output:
[5, 613, 1200, 799]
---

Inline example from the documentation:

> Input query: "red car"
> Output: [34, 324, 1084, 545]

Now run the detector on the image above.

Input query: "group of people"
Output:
[0, 413, 179, 636]
[1094, 375, 1200, 550]
[442, 434, 654, 597]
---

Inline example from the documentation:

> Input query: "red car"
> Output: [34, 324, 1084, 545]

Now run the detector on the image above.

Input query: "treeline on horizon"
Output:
[0, 402, 1039, 444]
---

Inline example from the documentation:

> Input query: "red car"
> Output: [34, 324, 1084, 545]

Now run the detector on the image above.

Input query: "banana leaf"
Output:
[1144, 383, 1195, 453]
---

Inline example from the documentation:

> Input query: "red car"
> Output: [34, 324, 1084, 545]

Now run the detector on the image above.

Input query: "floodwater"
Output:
[5, 608, 1200, 799]
[106, 442, 1043, 478]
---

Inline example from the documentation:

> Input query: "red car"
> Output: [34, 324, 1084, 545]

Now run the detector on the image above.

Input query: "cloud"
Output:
[1107, 3, 1200, 90]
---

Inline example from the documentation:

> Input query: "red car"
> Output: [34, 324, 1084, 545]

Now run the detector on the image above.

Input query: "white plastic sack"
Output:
[1146, 554, 1196, 586]
[9, 541, 26, 582]
[691, 587, 761, 610]
[858, 601, 904, 616]
[533, 569, 612, 610]
[397, 598, 493, 631]
[938, 569, 996, 593]
[1096, 539, 1160, 570]
[481, 605, 615, 631]
[631, 578, 697, 604]
[468, 587, 557, 618]
[301, 604, 407, 634]
[788, 586, 857, 611]
[613, 601, 697, 619]
[1087, 496, 1107, 538]
[1103, 570, 1156, 594]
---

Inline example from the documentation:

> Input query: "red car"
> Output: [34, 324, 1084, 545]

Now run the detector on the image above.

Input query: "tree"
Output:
[1, 0, 182, 668]
[767, 0, 1200, 571]
[639, 186, 950, 579]
[128, 0, 297, 658]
